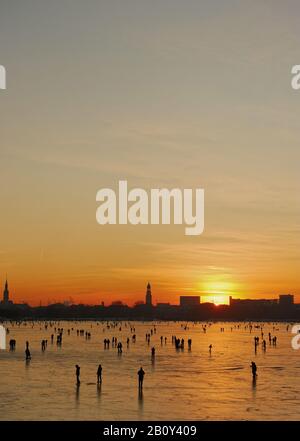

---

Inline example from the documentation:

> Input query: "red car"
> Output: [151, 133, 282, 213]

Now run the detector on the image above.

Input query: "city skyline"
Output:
[0, 277, 297, 308]
[1, 279, 298, 324]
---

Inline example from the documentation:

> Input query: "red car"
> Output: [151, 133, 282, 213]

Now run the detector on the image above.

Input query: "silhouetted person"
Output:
[209, 344, 212, 353]
[57, 333, 62, 346]
[25, 341, 31, 360]
[25, 347, 31, 360]
[9, 339, 16, 351]
[138, 367, 145, 389]
[117, 342, 122, 353]
[151, 347, 155, 357]
[75, 365, 80, 385]
[251, 361, 257, 378]
[97, 364, 102, 383]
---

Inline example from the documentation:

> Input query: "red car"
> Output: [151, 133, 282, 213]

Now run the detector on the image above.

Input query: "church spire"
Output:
[3, 277, 9, 303]
[145, 282, 152, 306]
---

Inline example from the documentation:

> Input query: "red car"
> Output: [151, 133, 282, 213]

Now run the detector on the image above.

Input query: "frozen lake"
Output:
[0, 320, 299, 420]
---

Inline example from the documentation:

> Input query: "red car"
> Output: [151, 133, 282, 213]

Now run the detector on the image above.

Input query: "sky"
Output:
[0, 0, 299, 306]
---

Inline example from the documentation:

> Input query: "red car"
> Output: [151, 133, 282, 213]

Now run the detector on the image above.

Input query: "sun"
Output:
[199, 278, 236, 305]
[202, 295, 229, 305]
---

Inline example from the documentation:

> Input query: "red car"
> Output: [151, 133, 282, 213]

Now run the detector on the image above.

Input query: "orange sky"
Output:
[0, 2, 300, 306]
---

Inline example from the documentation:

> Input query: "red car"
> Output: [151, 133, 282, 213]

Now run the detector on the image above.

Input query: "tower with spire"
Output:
[2, 278, 12, 305]
[145, 282, 152, 306]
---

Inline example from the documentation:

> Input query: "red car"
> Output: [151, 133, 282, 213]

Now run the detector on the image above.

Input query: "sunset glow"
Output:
[0, 2, 299, 307]
[201, 295, 230, 306]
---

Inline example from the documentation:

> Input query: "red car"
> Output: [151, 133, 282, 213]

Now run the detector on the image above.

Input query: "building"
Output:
[279, 294, 294, 307]
[229, 296, 278, 307]
[1, 278, 13, 306]
[156, 302, 170, 308]
[145, 282, 152, 306]
[180, 296, 200, 308]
